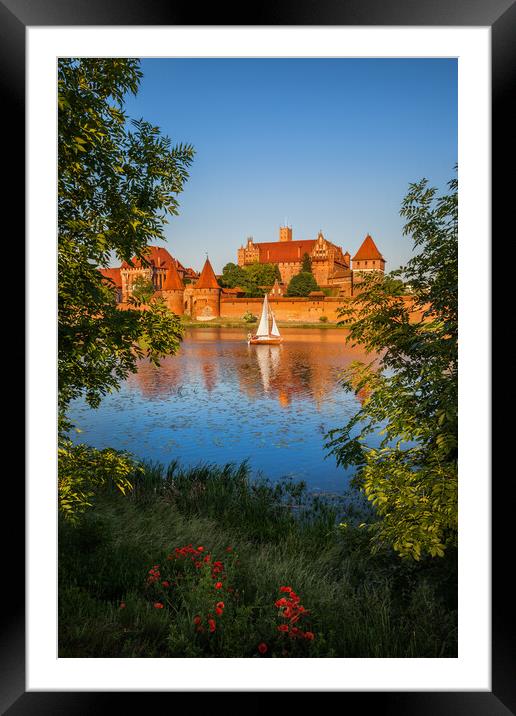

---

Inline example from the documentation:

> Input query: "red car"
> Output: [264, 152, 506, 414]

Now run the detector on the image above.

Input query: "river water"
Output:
[68, 327, 377, 493]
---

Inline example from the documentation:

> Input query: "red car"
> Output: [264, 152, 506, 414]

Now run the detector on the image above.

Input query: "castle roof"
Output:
[331, 267, 352, 279]
[253, 239, 317, 263]
[221, 287, 244, 295]
[352, 235, 384, 261]
[194, 258, 220, 289]
[162, 258, 184, 290]
[99, 267, 122, 287]
[121, 245, 176, 270]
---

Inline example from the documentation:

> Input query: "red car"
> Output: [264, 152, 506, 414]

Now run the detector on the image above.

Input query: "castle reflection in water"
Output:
[70, 328, 377, 493]
[127, 328, 373, 408]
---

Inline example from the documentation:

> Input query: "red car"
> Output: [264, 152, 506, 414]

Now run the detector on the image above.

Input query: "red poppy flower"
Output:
[277, 625, 289, 632]
[154, 602, 164, 609]
[304, 631, 315, 640]
[193, 615, 202, 625]
[216, 601, 225, 609]
[215, 607, 223, 616]
[214, 582, 223, 589]
[119, 602, 126, 609]
[208, 619, 216, 633]
[197, 546, 204, 552]
[258, 643, 268, 654]
[279, 586, 292, 593]
[161, 581, 170, 588]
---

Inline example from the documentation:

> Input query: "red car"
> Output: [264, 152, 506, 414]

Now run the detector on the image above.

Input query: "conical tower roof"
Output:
[352, 234, 384, 261]
[194, 257, 220, 289]
[162, 259, 184, 290]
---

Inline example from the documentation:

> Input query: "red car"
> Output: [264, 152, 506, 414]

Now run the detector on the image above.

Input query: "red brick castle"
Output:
[100, 228, 386, 322]
[238, 226, 385, 296]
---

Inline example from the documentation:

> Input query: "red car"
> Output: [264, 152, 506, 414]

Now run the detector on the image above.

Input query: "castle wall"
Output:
[220, 297, 345, 322]
[162, 289, 184, 316]
[116, 283, 427, 325]
[277, 261, 302, 283]
[185, 287, 221, 320]
[312, 260, 342, 286]
[220, 295, 427, 324]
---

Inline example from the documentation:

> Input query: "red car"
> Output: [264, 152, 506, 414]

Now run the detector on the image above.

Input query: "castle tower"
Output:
[279, 225, 292, 242]
[191, 257, 221, 321]
[238, 236, 259, 267]
[161, 258, 184, 315]
[351, 234, 386, 274]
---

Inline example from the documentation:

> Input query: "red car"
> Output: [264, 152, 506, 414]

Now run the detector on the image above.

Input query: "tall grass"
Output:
[59, 460, 457, 658]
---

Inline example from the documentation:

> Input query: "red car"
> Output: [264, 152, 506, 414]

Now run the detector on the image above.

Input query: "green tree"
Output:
[301, 252, 312, 273]
[244, 262, 281, 289]
[220, 262, 247, 289]
[326, 171, 457, 560]
[220, 261, 281, 296]
[131, 274, 156, 304]
[58, 58, 195, 518]
[286, 272, 319, 297]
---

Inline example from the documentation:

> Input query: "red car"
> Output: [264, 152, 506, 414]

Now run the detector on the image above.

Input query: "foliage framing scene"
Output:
[58, 57, 458, 660]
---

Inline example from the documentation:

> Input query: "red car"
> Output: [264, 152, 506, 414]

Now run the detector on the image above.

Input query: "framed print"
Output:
[5, 0, 512, 711]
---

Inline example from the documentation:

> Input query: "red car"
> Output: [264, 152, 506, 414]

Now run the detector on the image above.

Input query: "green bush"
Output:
[58, 437, 139, 522]
[286, 272, 319, 297]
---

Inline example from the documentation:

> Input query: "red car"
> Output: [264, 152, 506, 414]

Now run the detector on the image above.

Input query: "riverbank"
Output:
[59, 460, 457, 658]
[180, 318, 345, 328]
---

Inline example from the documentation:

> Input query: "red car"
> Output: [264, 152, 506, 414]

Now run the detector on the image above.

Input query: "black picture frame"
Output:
[6, 0, 510, 711]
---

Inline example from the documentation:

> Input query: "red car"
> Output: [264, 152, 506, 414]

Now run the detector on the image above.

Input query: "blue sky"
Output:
[121, 58, 457, 273]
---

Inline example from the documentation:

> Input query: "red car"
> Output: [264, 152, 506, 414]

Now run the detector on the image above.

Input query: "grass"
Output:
[180, 318, 344, 328]
[59, 460, 457, 658]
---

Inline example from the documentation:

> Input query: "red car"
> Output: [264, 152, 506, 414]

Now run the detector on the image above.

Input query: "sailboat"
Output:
[247, 293, 283, 345]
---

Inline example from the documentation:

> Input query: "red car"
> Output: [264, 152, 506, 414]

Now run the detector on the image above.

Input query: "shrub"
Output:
[286, 272, 319, 297]
[58, 438, 138, 522]
[319, 315, 328, 323]
[242, 311, 257, 323]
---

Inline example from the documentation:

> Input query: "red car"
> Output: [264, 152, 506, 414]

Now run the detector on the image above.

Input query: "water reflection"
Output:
[69, 328, 377, 493]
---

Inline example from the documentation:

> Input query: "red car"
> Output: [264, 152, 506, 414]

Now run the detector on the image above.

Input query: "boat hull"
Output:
[248, 336, 283, 345]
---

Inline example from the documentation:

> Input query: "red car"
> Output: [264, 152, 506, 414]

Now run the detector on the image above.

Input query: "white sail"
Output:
[256, 294, 270, 336]
[270, 311, 281, 337]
